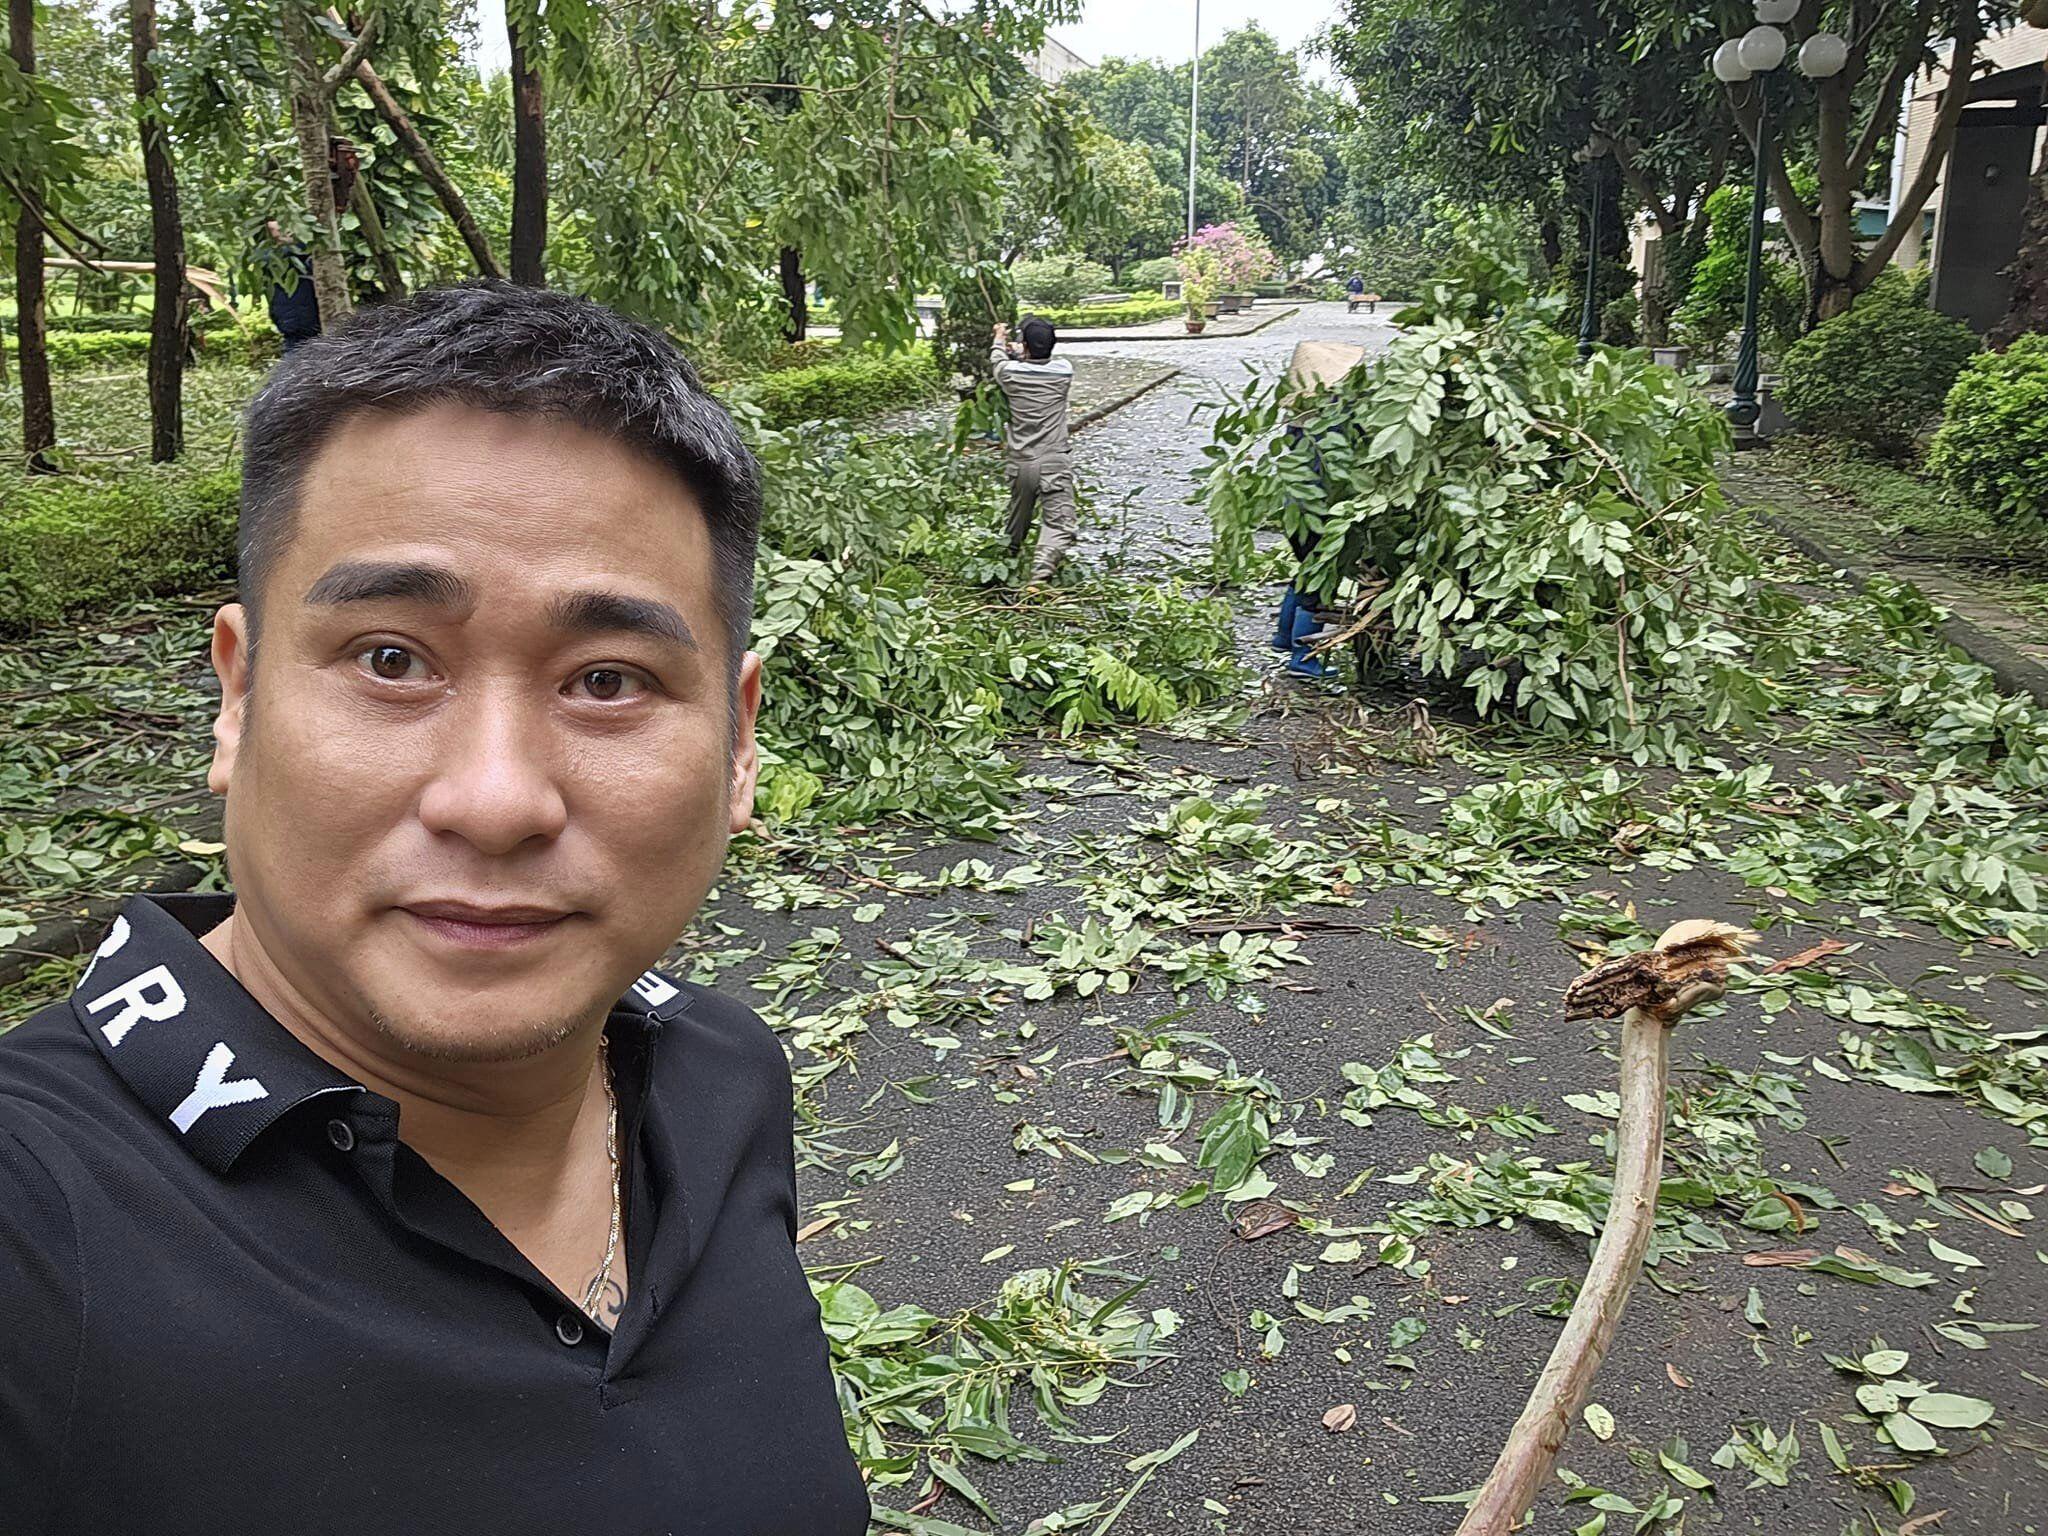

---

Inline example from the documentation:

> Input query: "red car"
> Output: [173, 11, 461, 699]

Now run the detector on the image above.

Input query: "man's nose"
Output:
[415, 686, 569, 855]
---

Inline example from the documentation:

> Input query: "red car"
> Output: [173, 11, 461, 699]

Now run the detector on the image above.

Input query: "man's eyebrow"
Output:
[303, 561, 477, 609]
[547, 590, 698, 650]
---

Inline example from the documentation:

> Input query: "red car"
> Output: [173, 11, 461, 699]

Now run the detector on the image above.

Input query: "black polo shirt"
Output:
[0, 893, 868, 1535]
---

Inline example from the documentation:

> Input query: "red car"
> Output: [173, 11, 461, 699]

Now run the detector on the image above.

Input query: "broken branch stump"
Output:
[1455, 919, 1751, 1536]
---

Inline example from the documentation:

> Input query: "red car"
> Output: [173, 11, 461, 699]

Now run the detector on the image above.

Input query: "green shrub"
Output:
[4, 319, 277, 371]
[1671, 184, 1803, 361]
[1124, 257, 1179, 292]
[0, 467, 240, 634]
[1020, 296, 1180, 330]
[1012, 256, 1114, 307]
[1777, 285, 1979, 456]
[728, 348, 942, 427]
[1928, 333, 2048, 529]
[46, 312, 151, 335]
[1600, 293, 1639, 346]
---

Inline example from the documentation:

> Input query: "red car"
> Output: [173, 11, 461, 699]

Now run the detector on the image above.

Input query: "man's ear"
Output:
[208, 603, 254, 796]
[728, 649, 764, 835]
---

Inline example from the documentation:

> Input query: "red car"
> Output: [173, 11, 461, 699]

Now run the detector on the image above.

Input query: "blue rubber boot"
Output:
[1271, 585, 1298, 652]
[1285, 599, 1328, 678]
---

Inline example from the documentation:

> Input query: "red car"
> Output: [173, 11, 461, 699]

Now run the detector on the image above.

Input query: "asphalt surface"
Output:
[705, 305, 2048, 1535]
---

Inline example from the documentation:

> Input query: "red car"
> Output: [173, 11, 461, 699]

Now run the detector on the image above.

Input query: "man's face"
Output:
[208, 402, 761, 1061]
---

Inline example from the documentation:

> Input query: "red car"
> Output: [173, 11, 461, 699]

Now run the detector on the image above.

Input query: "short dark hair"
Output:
[1020, 317, 1056, 360]
[239, 281, 762, 669]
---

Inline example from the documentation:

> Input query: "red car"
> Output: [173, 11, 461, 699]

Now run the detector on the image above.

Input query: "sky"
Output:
[471, 1, 1340, 77]
[1054, 0, 1336, 71]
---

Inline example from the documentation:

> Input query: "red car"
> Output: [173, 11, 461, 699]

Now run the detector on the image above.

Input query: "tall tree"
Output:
[129, 0, 185, 461]
[1663, 0, 1998, 321]
[5, 0, 55, 467]
[322, 6, 504, 280]
[282, 1, 378, 327]
[506, 0, 545, 284]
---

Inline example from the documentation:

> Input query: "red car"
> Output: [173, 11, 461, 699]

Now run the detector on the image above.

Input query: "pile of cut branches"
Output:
[1203, 219, 1786, 761]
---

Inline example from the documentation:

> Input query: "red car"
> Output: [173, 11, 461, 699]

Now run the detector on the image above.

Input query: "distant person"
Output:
[1345, 273, 1365, 313]
[991, 316, 1076, 584]
[263, 218, 320, 353]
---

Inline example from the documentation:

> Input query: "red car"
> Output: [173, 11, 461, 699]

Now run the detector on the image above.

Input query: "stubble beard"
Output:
[365, 1002, 592, 1064]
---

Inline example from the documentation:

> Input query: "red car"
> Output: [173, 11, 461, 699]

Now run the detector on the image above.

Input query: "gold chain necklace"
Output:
[578, 1033, 622, 1319]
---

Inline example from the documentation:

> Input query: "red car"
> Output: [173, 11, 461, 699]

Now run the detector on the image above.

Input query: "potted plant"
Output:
[1177, 244, 1223, 334]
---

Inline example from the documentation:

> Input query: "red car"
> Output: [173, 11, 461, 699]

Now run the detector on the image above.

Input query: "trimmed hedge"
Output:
[1777, 280, 1979, 456]
[727, 348, 942, 427]
[3, 321, 278, 370]
[1928, 333, 2048, 530]
[1022, 296, 1180, 330]
[0, 466, 240, 634]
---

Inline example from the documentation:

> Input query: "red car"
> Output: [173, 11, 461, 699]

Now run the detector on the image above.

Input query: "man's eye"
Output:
[358, 644, 426, 682]
[573, 668, 643, 702]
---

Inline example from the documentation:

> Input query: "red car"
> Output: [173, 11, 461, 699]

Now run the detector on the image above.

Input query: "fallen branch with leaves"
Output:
[1456, 919, 1753, 1536]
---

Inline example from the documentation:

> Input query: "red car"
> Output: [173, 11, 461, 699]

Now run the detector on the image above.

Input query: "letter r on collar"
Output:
[87, 963, 189, 1047]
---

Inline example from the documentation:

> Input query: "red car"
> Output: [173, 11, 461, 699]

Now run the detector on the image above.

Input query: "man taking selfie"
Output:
[0, 284, 868, 1534]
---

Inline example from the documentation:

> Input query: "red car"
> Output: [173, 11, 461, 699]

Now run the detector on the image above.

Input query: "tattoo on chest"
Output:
[585, 1274, 626, 1327]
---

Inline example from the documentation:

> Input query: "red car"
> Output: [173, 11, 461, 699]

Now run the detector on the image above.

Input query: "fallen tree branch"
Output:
[1456, 918, 1752, 1536]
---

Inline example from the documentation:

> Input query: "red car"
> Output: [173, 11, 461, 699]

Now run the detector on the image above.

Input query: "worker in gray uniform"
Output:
[991, 317, 1076, 583]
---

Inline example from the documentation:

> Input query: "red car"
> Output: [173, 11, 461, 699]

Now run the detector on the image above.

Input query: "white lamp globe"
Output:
[1798, 32, 1850, 78]
[1737, 24, 1788, 72]
[1754, 0, 1799, 23]
[1712, 40, 1753, 82]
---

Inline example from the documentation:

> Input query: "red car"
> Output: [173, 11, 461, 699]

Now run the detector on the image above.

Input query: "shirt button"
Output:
[555, 1314, 586, 1348]
[325, 1119, 356, 1153]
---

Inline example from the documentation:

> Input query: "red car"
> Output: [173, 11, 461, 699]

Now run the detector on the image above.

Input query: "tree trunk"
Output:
[778, 246, 807, 343]
[325, 8, 503, 279]
[1990, 63, 2048, 347]
[349, 173, 406, 301]
[508, 19, 546, 286]
[10, 0, 55, 468]
[1539, 218, 1564, 274]
[130, 0, 185, 462]
[1811, 72, 1858, 324]
[283, 4, 351, 326]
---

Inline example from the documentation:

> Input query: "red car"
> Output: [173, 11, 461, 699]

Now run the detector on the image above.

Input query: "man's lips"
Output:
[397, 901, 579, 951]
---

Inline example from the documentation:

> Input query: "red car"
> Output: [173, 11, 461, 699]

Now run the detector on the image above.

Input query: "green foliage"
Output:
[1125, 256, 1180, 291]
[1928, 334, 2048, 530]
[1601, 293, 1639, 347]
[1343, 216, 1460, 299]
[3, 318, 279, 372]
[725, 350, 944, 428]
[816, 1262, 1168, 1496]
[749, 425, 1238, 833]
[1012, 255, 1115, 306]
[1202, 218, 1773, 759]
[934, 262, 1017, 394]
[1020, 296, 1180, 329]
[1778, 279, 1979, 456]
[1671, 185, 1803, 362]
[0, 468, 240, 635]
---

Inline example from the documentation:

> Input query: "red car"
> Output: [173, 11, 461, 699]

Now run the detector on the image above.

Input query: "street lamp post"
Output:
[1186, 0, 1201, 244]
[1710, 2, 1847, 443]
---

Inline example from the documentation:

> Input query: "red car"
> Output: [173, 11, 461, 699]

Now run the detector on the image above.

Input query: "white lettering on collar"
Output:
[86, 963, 188, 1047]
[78, 913, 133, 992]
[631, 971, 680, 1008]
[169, 1042, 269, 1133]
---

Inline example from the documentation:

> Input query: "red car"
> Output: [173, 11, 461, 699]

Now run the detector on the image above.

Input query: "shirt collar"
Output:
[68, 893, 690, 1175]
